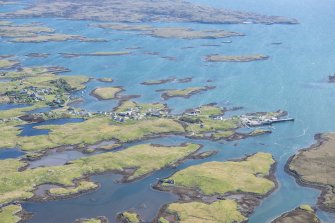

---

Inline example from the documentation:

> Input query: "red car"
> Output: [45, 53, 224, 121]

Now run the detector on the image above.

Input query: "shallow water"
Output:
[1, 0, 335, 222]
[28, 149, 87, 169]
[18, 118, 83, 137]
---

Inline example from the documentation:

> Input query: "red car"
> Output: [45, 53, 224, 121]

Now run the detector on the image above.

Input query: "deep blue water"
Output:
[0, 0, 335, 222]
[0, 103, 30, 110]
[18, 118, 84, 136]
[0, 148, 25, 159]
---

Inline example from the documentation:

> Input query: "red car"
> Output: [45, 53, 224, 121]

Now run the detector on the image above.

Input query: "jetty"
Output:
[240, 115, 294, 127]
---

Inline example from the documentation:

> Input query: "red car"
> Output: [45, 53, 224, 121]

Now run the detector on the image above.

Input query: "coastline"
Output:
[153, 153, 278, 221]
[284, 133, 335, 213]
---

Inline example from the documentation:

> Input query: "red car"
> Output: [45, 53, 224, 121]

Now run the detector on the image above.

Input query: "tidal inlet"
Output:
[0, 0, 335, 223]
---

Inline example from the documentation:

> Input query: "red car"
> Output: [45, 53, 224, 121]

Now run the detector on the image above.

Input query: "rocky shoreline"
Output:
[0, 0, 299, 25]
[205, 54, 269, 62]
[271, 205, 321, 223]
[160, 86, 216, 100]
[285, 133, 335, 213]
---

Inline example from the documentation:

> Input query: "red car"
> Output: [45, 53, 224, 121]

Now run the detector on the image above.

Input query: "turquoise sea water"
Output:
[1, 0, 335, 222]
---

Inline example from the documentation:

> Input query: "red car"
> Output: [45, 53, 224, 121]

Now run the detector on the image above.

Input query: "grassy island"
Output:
[0, 117, 184, 151]
[0, 143, 200, 205]
[74, 216, 108, 223]
[205, 54, 269, 62]
[60, 52, 131, 58]
[95, 24, 243, 39]
[97, 78, 113, 83]
[48, 180, 98, 197]
[141, 78, 175, 85]
[118, 211, 141, 223]
[2, 0, 298, 24]
[156, 152, 276, 222]
[0, 66, 89, 108]
[0, 21, 103, 43]
[90, 87, 123, 100]
[271, 205, 320, 223]
[161, 152, 275, 196]
[161, 200, 246, 223]
[160, 86, 215, 100]
[114, 100, 167, 113]
[287, 133, 335, 211]
[0, 204, 23, 223]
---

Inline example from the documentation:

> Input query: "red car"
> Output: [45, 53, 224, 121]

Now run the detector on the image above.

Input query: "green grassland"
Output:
[0, 204, 22, 223]
[196, 104, 224, 116]
[0, 117, 184, 151]
[179, 104, 241, 137]
[0, 66, 89, 107]
[0, 103, 45, 119]
[0, 23, 54, 39]
[90, 87, 123, 100]
[211, 130, 235, 140]
[163, 152, 275, 196]
[0, 21, 100, 43]
[0, 59, 19, 69]
[114, 100, 167, 113]
[164, 200, 246, 223]
[185, 117, 240, 134]
[162, 86, 214, 99]
[119, 211, 141, 223]
[48, 180, 98, 196]
[0, 143, 200, 205]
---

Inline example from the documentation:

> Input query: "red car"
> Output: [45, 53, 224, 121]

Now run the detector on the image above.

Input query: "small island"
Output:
[117, 211, 141, 223]
[141, 77, 192, 86]
[97, 78, 113, 83]
[47, 180, 99, 198]
[3, 0, 298, 25]
[160, 86, 215, 100]
[0, 21, 106, 43]
[90, 87, 123, 100]
[74, 216, 108, 223]
[25, 53, 50, 58]
[0, 143, 201, 205]
[95, 23, 243, 39]
[205, 54, 269, 62]
[60, 52, 131, 58]
[141, 78, 175, 86]
[155, 152, 277, 222]
[287, 133, 335, 212]
[271, 205, 320, 223]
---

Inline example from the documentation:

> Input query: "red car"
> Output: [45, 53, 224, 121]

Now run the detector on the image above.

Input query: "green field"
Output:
[163, 152, 275, 196]
[0, 143, 200, 205]
[163, 200, 246, 223]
